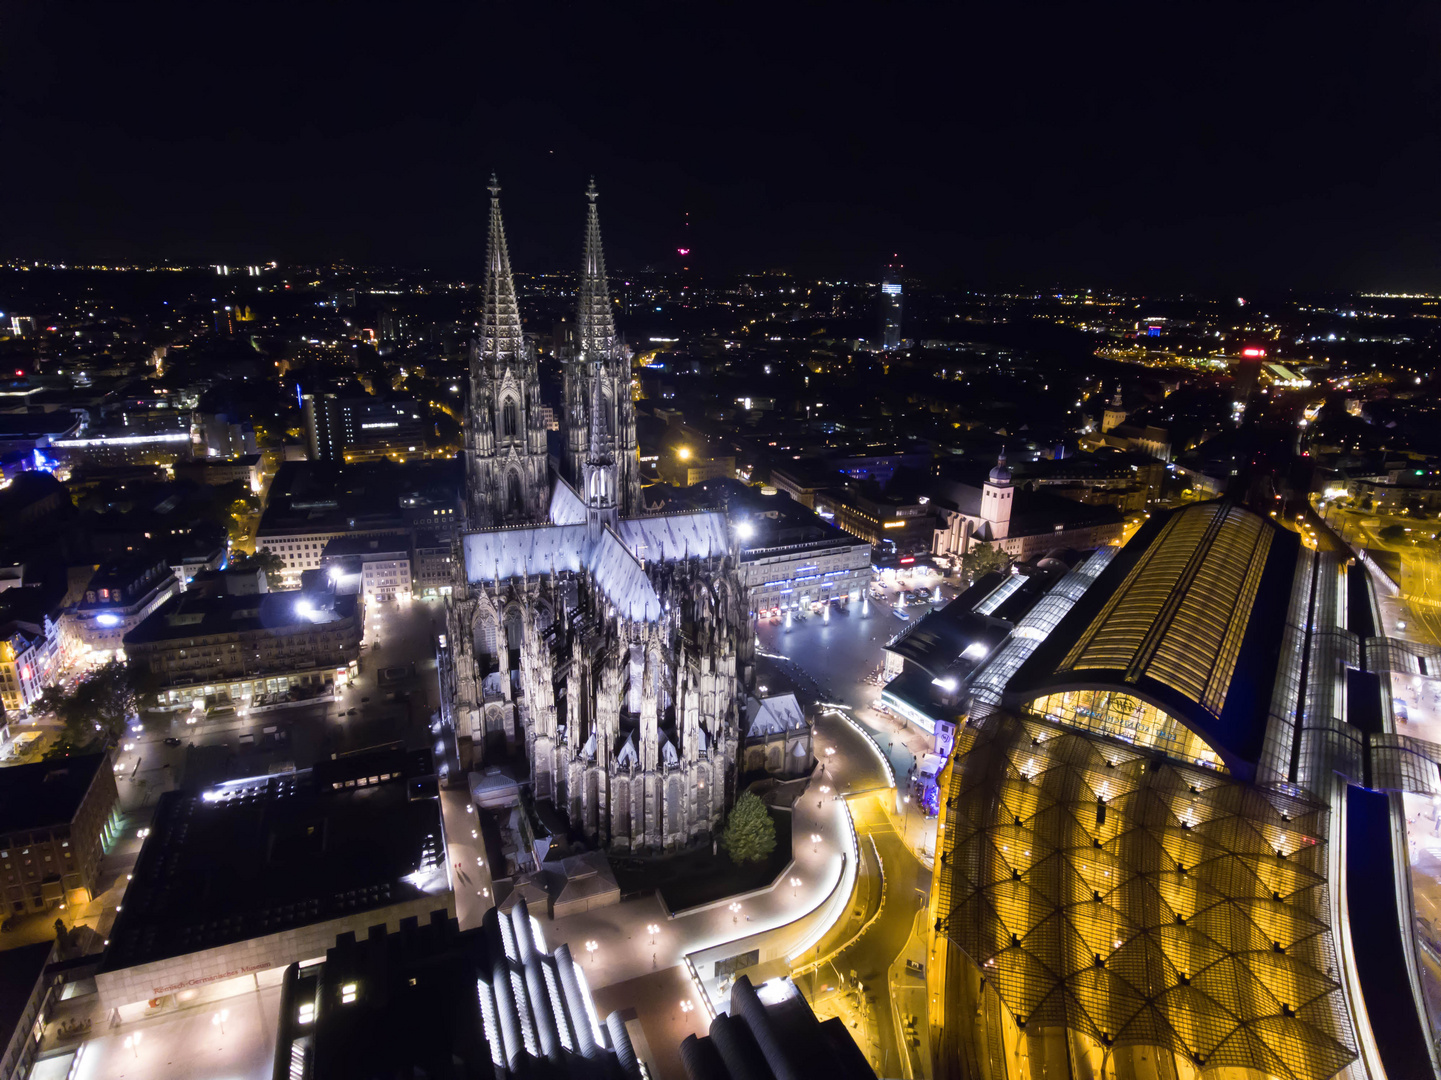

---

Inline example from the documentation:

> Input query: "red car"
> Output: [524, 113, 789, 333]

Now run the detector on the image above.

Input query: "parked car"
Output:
[163, 737, 181, 746]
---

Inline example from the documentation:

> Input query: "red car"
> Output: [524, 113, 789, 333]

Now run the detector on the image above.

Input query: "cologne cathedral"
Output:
[441, 177, 754, 855]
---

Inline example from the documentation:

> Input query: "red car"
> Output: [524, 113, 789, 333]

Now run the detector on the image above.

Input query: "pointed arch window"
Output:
[507, 470, 523, 514]
[502, 398, 518, 438]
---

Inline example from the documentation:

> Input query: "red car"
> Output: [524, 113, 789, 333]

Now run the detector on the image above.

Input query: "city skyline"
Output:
[7, 7, 1441, 1080]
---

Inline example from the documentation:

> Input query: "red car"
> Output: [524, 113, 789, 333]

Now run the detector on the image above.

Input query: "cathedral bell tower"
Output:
[466, 174, 549, 527]
[980, 448, 1013, 541]
[563, 179, 642, 518]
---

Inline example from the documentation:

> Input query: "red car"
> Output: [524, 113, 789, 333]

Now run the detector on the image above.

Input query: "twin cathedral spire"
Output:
[466, 175, 641, 527]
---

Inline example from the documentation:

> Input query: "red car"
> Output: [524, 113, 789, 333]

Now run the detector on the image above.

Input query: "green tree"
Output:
[230, 547, 287, 589]
[963, 542, 1011, 583]
[721, 792, 776, 865]
[41, 661, 139, 758]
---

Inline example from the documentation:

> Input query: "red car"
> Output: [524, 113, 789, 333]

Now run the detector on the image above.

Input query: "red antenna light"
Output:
[677, 248, 690, 256]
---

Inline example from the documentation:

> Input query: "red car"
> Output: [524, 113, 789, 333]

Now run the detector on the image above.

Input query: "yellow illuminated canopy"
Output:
[1061, 503, 1272, 717]
[933, 713, 1356, 1080]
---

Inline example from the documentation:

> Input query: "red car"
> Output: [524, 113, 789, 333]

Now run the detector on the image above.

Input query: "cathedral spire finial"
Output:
[577, 179, 616, 362]
[478, 171, 523, 368]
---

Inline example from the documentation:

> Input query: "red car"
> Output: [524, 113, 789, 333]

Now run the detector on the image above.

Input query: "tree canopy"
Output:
[40, 660, 140, 758]
[964, 542, 1011, 583]
[230, 547, 287, 589]
[721, 791, 777, 865]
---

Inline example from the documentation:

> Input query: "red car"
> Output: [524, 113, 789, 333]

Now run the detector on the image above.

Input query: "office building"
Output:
[412, 529, 455, 598]
[0, 753, 120, 916]
[304, 393, 430, 463]
[273, 899, 644, 1080]
[122, 586, 361, 706]
[812, 484, 935, 551]
[879, 259, 903, 351]
[94, 747, 448, 1014]
[321, 535, 412, 604]
[49, 428, 194, 469]
[62, 556, 180, 663]
[175, 452, 262, 493]
[255, 460, 458, 587]
[732, 487, 871, 613]
[0, 615, 63, 717]
[0, 942, 58, 1080]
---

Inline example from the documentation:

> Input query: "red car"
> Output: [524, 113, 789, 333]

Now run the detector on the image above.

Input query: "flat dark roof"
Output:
[0, 754, 106, 835]
[123, 590, 357, 645]
[0, 941, 52, 1052]
[258, 459, 459, 536]
[99, 747, 442, 972]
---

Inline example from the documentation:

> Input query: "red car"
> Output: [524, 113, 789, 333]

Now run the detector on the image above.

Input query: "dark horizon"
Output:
[6, 4, 1441, 292]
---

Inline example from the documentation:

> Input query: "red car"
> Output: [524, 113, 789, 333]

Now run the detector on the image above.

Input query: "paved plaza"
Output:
[756, 596, 942, 862]
[35, 982, 280, 1080]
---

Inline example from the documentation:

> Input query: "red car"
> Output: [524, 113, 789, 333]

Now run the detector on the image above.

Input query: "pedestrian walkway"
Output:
[535, 704, 889, 1073]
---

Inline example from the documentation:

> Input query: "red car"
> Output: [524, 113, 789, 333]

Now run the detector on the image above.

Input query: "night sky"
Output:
[5, 4, 1441, 290]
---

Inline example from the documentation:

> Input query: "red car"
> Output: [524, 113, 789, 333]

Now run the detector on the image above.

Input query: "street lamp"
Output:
[790, 876, 802, 899]
[212, 1008, 229, 1036]
[585, 940, 599, 965]
[811, 833, 822, 853]
[680, 999, 695, 1021]
[818, 783, 830, 809]
[729, 902, 742, 924]
[647, 923, 660, 945]
[124, 1033, 142, 1059]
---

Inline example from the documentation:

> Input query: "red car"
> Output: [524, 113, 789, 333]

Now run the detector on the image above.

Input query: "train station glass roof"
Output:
[933, 714, 1357, 1080]
[1004, 502, 1299, 778]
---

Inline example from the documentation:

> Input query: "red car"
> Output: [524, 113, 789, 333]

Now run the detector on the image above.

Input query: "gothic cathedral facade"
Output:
[442, 178, 753, 856]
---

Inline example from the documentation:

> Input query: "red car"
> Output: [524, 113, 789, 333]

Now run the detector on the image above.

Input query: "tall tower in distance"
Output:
[879, 256, 903, 350]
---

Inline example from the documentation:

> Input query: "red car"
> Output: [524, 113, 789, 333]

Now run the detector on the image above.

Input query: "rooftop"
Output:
[681, 975, 874, 1080]
[1004, 501, 1299, 776]
[258, 459, 459, 537]
[123, 589, 357, 644]
[0, 753, 107, 835]
[99, 746, 442, 972]
[277, 899, 641, 1079]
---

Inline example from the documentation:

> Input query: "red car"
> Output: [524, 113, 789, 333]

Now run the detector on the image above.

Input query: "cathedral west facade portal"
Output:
[442, 178, 752, 855]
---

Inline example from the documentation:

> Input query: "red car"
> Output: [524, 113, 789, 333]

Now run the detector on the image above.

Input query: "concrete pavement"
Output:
[38, 981, 281, 1080]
